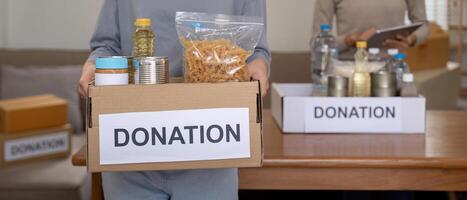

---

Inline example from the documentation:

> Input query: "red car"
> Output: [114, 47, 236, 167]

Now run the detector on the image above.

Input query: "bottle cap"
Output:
[387, 49, 399, 56]
[96, 57, 128, 69]
[135, 18, 151, 26]
[320, 24, 332, 31]
[394, 53, 407, 60]
[402, 73, 414, 82]
[369, 48, 380, 55]
[356, 41, 367, 48]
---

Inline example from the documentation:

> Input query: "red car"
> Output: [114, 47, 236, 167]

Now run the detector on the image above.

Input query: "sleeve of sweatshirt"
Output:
[242, 0, 272, 69]
[406, 0, 430, 46]
[87, 0, 122, 61]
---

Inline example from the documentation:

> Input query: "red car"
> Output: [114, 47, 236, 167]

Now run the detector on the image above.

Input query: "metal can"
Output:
[327, 75, 348, 97]
[95, 57, 129, 86]
[138, 57, 169, 84]
[132, 57, 142, 84]
[370, 71, 397, 97]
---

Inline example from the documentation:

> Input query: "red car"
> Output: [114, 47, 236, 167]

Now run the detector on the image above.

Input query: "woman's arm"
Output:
[80, 0, 122, 97]
[243, 0, 271, 96]
[406, 0, 430, 46]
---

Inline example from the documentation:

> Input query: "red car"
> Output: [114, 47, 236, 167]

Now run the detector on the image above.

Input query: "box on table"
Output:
[0, 124, 72, 167]
[271, 83, 426, 134]
[0, 94, 68, 134]
[86, 82, 263, 172]
[406, 23, 449, 72]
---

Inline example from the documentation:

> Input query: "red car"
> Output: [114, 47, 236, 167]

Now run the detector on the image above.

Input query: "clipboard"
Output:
[367, 22, 423, 48]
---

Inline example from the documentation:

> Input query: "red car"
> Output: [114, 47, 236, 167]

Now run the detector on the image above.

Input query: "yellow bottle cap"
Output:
[135, 18, 151, 26]
[356, 41, 367, 48]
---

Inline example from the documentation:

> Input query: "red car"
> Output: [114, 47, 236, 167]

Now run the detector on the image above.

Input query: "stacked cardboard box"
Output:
[0, 94, 72, 167]
[406, 23, 450, 72]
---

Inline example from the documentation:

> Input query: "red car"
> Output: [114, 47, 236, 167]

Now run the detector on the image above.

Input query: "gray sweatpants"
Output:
[102, 168, 238, 200]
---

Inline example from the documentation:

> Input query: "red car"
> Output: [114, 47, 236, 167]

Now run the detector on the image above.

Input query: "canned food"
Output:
[327, 75, 348, 97]
[371, 71, 397, 88]
[138, 57, 169, 84]
[370, 71, 397, 97]
[95, 57, 129, 86]
[133, 57, 142, 84]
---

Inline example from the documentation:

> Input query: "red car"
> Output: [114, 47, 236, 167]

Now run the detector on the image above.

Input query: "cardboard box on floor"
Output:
[87, 82, 263, 172]
[0, 94, 68, 134]
[406, 23, 450, 72]
[0, 124, 72, 167]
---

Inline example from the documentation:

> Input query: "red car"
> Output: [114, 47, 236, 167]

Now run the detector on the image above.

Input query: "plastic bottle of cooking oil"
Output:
[351, 41, 371, 97]
[133, 18, 155, 57]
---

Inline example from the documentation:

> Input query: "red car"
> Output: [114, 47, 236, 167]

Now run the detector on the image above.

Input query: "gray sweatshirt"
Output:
[88, 0, 270, 77]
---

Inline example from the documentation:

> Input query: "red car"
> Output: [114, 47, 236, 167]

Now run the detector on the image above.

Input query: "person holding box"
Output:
[78, 0, 270, 199]
[312, 0, 430, 52]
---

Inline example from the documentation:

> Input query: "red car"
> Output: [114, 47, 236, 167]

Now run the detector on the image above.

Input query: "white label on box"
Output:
[305, 98, 403, 133]
[99, 108, 251, 165]
[4, 132, 69, 162]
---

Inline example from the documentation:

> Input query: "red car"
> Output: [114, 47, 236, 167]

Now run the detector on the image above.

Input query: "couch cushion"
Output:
[0, 133, 90, 200]
[0, 65, 83, 132]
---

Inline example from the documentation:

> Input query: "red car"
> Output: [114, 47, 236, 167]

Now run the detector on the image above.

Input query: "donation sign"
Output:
[4, 131, 69, 162]
[305, 98, 403, 133]
[99, 108, 251, 165]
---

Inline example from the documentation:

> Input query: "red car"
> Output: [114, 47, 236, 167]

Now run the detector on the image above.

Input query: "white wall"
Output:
[0, 0, 314, 52]
[266, 0, 315, 52]
[0, 0, 7, 48]
[1, 0, 103, 50]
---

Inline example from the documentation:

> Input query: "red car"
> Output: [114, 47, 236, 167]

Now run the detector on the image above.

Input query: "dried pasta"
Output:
[181, 39, 251, 83]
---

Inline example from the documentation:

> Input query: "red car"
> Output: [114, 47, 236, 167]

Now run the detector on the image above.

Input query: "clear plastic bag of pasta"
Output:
[175, 12, 264, 83]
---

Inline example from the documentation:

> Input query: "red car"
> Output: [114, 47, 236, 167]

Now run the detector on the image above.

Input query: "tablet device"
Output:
[367, 22, 423, 48]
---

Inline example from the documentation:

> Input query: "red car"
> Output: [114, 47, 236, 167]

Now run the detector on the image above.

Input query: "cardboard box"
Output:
[87, 82, 263, 172]
[0, 94, 68, 133]
[415, 62, 461, 110]
[271, 83, 426, 134]
[406, 23, 450, 72]
[0, 124, 72, 167]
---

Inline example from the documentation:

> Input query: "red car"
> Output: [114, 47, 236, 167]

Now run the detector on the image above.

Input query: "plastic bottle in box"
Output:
[310, 24, 338, 95]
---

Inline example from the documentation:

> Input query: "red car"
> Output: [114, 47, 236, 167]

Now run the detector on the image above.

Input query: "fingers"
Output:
[261, 79, 270, 97]
[246, 59, 269, 96]
[251, 73, 269, 97]
[383, 39, 409, 51]
[79, 61, 96, 98]
[361, 27, 376, 41]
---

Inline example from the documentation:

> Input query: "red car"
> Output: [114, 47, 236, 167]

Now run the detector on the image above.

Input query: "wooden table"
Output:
[72, 110, 467, 199]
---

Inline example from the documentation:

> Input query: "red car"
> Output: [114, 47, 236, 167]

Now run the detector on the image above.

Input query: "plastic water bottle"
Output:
[310, 24, 338, 95]
[351, 41, 371, 97]
[391, 53, 410, 89]
[368, 48, 382, 62]
[383, 48, 399, 71]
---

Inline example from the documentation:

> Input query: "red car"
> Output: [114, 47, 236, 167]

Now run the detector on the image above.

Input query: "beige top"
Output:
[312, 0, 430, 51]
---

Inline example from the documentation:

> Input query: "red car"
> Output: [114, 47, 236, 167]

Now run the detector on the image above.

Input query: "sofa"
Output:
[0, 49, 91, 200]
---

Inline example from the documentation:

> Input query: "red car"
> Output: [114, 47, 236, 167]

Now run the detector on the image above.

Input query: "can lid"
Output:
[369, 48, 380, 55]
[96, 57, 128, 69]
[402, 73, 414, 82]
[387, 49, 399, 56]
[356, 41, 367, 48]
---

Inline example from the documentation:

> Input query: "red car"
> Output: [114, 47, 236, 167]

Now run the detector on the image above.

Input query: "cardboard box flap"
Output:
[88, 82, 261, 128]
